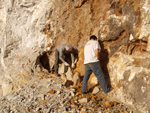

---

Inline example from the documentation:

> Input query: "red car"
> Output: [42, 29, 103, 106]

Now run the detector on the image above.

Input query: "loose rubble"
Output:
[0, 73, 133, 113]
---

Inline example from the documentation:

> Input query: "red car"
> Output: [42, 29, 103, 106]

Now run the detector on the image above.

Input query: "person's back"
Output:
[84, 40, 100, 64]
[56, 44, 72, 54]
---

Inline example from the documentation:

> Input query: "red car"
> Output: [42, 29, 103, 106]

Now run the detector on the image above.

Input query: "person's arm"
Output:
[95, 41, 101, 60]
[59, 52, 65, 63]
[71, 53, 75, 64]
[71, 52, 75, 68]
[59, 51, 69, 66]
[96, 48, 101, 60]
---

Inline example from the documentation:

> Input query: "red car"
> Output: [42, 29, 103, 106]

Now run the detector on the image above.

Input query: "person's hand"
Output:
[64, 62, 69, 66]
[71, 63, 75, 68]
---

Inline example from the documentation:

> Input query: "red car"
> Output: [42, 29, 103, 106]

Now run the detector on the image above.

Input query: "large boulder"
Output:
[108, 52, 150, 113]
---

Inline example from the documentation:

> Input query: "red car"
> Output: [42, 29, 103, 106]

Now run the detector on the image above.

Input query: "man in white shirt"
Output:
[82, 35, 110, 94]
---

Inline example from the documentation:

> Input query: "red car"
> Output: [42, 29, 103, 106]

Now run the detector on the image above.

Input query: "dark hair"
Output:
[90, 35, 97, 40]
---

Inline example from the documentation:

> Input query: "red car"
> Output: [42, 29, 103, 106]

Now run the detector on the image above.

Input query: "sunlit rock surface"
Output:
[0, 0, 150, 112]
[0, 0, 53, 95]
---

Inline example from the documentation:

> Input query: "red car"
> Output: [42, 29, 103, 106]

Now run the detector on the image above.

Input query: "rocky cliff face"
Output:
[0, 0, 52, 95]
[0, 0, 150, 112]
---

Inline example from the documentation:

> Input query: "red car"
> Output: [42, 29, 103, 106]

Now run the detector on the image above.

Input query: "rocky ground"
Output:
[0, 72, 133, 113]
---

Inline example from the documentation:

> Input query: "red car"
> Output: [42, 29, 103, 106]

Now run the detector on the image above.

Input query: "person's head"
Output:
[65, 45, 72, 52]
[90, 35, 97, 40]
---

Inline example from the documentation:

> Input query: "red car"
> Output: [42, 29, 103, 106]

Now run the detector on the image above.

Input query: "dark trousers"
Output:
[54, 50, 68, 74]
[82, 62, 109, 93]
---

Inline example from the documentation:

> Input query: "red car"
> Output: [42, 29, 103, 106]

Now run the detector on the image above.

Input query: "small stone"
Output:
[56, 90, 60, 94]
[10, 111, 14, 113]
[72, 102, 79, 108]
[36, 107, 41, 111]
[81, 108, 87, 113]
[103, 101, 112, 107]
[46, 84, 51, 88]
[112, 101, 118, 106]
[72, 72, 80, 85]
[36, 110, 40, 113]
[70, 91, 75, 96]
[92, 87, 100, 94]
[7, 94, 14, 101]
[78, 98, 88, 103]
[75, 92, 81, 96]
[88, 73, 98, 89]
[31, 86, 35, 89]
[66, 68, 73, 81]
[40, 77, 43, 80]
[39, 94, 45, 100]
[70, 88, 76, 92]
[22, 70, 30, 76]
[61, 74, 67, 81]
[64, 80, 73, 87]
[60, 90, 63, 93]
[47, 90, 55, 94]
[57, 84, 62, 88]
[124, 111, 129, 113]
[98, 109, 102, 113]
[58, 64, 65, 74]
[42, 100, 48, 105]
[81, 111, 87, 113]
[2, 79, 13, 96]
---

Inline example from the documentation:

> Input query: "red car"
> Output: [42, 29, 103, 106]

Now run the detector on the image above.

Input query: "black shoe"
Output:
[106, 87, 112, 93]
[82, 91, 88, 94]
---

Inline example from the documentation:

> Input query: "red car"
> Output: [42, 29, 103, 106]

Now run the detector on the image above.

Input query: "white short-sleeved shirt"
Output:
[84, 40, 101, 64]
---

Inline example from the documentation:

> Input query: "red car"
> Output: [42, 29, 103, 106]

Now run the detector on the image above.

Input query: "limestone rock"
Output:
[66, 67, 73, 81]
[0, 0, 53, 95]
[2, 79, 13, 96]
[61, 73, 67, 82]
[48, 89, 55, 94]
[108, 52, 150, 113]
[88, 73, 98, 89]
[75, 48, 85, 76]
[72, 72, 80, 85]
[103, 101, 112, 107]
[78, 98, 88, 104]
[39, 94, 45, 100]
[21, 70, 30, 77]
[70, 91, 75, 97]
[80, 108, 87, 113]
[92, 87, 100, 94]
[58, 64, 65, 74]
